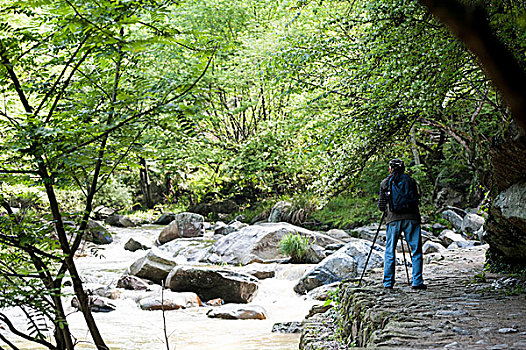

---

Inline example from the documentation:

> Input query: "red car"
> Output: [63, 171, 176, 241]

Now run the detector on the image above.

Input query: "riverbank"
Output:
[299, 245, 526, 349]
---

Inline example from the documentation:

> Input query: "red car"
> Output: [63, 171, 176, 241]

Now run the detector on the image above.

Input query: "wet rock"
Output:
[432, 222, 446, 233]
[159, 237, 213, 263]
[272, 321, 304, 333]
[128, 248, 178, 284]
[447, 240, 477, 249]
[104, 214, 136, 228]
[325, 229, 352, 242]
[238, 263, 276, 280]
[214, 220, 247, 235]
[158, 212, 205, 244]
[202, 222, 341, 266]
[442, 210, 463, 231]
[206, 304, 267, 320]
[91, 286, 121, 299]
[138, 291, 202, 310]
[294, 252, 357, 294]
[307, 282, 339, 301]
[461, 213, 485, 234]
[166, 266, 259, 303]
[439, 229, 466, 246]
[205, 298, 224, 306]
[498, 328, 518, 334]
[85, 220, 113, 245]
[153, 212, 177, 225]
[324, 243, 345, 254]
[350, 224, 387, 246]
[124, 236, 152, 252]
[294, 238, 384, 294]
[116, 275, 152, 290]
[423, 241, 446, 254]
[71, 296, 116, 313]
[304, 244, 327, 263]
[93, 206, 116, 220]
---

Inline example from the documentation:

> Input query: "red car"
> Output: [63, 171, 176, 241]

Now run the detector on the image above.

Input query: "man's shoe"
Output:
[384, 285, 393, 290]
[411, 284, 427, 290]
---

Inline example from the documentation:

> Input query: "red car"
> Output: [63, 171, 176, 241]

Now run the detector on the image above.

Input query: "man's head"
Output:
[389, 159, 405, 174]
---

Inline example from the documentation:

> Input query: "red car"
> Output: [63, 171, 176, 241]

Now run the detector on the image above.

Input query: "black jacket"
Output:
[378, 174, 421, 224]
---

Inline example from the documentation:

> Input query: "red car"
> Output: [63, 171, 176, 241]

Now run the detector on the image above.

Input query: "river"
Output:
[4, 225, 318, 349]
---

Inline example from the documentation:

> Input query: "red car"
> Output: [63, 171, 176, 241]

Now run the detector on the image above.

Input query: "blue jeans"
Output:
[383, 219, 424, 287]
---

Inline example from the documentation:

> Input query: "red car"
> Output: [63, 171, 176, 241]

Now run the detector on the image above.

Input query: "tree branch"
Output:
[0, 313, 56, 350]
[63, 49, 216, 156]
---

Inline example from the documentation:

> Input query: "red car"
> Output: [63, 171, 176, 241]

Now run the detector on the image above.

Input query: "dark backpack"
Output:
[388, 173, 419, 213]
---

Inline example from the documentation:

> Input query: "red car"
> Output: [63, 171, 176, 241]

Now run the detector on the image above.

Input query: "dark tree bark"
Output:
[419, 0, 526, 132]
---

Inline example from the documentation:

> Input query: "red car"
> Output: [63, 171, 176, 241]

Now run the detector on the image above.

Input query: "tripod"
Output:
[400, 232, 413, 285]
[358, 212, 385, 287]
[358, 212, 413, 287]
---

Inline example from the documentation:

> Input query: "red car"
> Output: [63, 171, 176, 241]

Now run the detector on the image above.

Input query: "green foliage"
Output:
[93, 176, 133, 211]
[312, 194, 379, 229]
[279, 232, 311, 263]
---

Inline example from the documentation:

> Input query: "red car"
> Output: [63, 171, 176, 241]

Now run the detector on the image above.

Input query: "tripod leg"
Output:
[401, 234, 410, 285]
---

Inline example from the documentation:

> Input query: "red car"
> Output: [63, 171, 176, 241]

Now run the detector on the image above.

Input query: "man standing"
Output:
[378, 159, 426, 290]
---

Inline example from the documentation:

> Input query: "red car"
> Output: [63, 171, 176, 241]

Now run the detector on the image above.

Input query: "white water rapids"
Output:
[4, 225, 319, 349]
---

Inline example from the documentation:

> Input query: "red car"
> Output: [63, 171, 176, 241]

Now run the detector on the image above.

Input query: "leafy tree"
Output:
[0, 0, 212, 348]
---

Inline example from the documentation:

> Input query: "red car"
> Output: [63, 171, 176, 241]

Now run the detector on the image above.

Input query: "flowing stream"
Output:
[5, 225, 318, 349]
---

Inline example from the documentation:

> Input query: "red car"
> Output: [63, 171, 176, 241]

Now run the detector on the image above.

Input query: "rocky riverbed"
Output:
[299, 245, 526, 349]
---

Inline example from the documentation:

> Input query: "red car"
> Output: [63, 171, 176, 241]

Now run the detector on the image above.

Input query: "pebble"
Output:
[452, 326, 470, 335]
[498, 328, 518, 334]
[436, 310, 468, 317]
[444, 341, 459, 348]
[488, 344, 509, 350]
[512, 341, 526, 348]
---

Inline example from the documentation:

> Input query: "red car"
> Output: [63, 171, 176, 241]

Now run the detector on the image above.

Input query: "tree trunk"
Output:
[139, 157, 154, 209]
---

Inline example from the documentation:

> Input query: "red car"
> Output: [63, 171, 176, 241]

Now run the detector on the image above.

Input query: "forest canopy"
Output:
[0, 0, 525, 349]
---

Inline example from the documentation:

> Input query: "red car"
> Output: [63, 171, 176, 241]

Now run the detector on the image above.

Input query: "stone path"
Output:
[300, 245, 526, 349]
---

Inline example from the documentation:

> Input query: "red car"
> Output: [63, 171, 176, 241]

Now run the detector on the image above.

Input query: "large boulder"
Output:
[138, 291, 202, 310]
[325, 229, 353, 242]
[153, 213, 177, 225]
[238, 263, 276, 280]
[293, 238, 384, 294]
[349, 225, 387, 246]
[438, 229, 466, 246]
[158, 237, 215, 263]
[128, 248, 178, 284]
[85, 220, 113, 245]
[165, 266, 259, 303]
[93, 206, 116, 220]
[104, 214, 136, 228]
[441, 210, 464, 231]
[485, 181, 526, 262]
[202, 222, 342, 266]
[461, 213, 485, 235]
[158, 212, 205, 244]
[206, 304, 267, 320]
[294, 252, 357, 294]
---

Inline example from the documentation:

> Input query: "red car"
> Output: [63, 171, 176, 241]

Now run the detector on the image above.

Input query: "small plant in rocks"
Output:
[279, 232, 311, 263]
